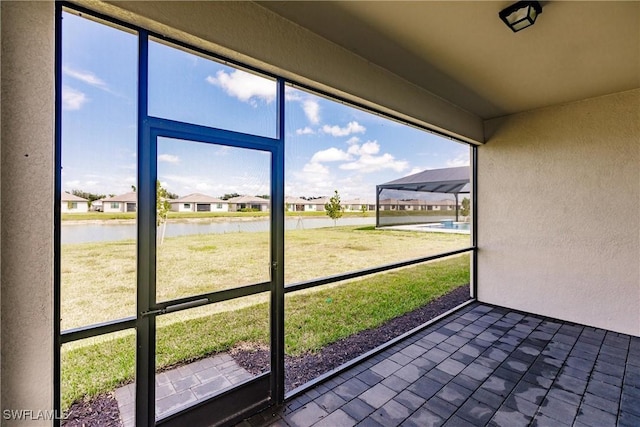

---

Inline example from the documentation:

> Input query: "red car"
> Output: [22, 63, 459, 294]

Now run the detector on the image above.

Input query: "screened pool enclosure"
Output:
[376, 166, 470, 228]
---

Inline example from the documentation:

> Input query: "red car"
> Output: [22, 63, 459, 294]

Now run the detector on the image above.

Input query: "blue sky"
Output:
[61, 12, 469, 202]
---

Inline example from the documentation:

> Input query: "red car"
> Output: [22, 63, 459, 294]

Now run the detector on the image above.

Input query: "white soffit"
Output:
[258, 1, 640, 120]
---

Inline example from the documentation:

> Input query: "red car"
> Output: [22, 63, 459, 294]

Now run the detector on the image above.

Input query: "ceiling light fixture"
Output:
[499, 1, 542, 33]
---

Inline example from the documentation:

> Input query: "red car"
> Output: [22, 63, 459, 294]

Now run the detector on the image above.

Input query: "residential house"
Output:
[91, 199, 103, 212]
[284, 196, 307, 212]
[378, 198, 405, 211]
[303, 197, 329, 212]
[170, 193, 228, 212]
[101, 192, 137, 213]
[227, 195, 270, 212]
[342, 198, 375, 212]
[426, 199, 458, 211]
[378, 198, 459, 212]
[61, 192, 89, 213]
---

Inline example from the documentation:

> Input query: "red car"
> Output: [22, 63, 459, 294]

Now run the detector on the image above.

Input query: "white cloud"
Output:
[62, 86, 87, 110]
[303, 99, 320, 124]
[310, 147, 352, 163]
[322, 121, 366, 137]
[158, 154, 180, 163]
[161, 174, 218, 195]
[284, 89, 322, 125]
[63, 66, 108, 90]
[160, 173, 269, 197]
[359, 141, 380, 155]
[195, 182, 213, 191]
[346, 137, 360, 145]
[340, 153, 409, 173]
[446, 153, 470, 167]
[302, 162, 330, 175]
[296, 127, 315, 135]
[121, 163, 137, 171]
[303, 140, 407, 175]
[409, 167, 423, 175]
[347, 140, 380, 156]
[206, 69, 276, 105]
[289, 161, 333, 196]
[284, 87, 302, 102]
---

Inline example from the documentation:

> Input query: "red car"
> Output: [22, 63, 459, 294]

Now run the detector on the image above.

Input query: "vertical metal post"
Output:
[375, 186, 381, 227]
[471, 145, 478, 300]
[53, 3, 63, 425]
[455, 193, 459, 222]
[271, 78, 286, 404]
[136, 30, 156, 427]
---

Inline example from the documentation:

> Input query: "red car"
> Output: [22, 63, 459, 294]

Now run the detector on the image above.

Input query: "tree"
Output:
[461, 197, 470, 217]
[221, 193, 240, 200]
[131, 185, 137, 192]
[324, 190, 344, 226]
[156, 181, 171, 244]
[360, 204, 368, 217]
[71, 189, 105, 202]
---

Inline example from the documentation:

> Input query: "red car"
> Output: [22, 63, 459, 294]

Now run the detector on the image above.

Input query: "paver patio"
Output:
[115, 353, 253, 426]
[235, 302, 640, 427]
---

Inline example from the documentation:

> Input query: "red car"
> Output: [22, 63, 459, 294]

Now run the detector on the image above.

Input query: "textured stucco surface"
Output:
[0, 1, 3, 409]
[74, 0, 484, 144]
[479, 89, 640, 336]
[1, 1, 54, 423]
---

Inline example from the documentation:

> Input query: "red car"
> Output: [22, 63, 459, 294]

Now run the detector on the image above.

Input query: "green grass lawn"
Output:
[61, 254, 469, 409]
[61, 226, 470, 329]
[60, 225, 470, 409]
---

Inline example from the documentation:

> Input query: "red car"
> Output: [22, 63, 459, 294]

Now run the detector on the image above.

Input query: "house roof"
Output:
[102, 192, 137, 202]
[305, 197, 329, 205]
[61, 192, 89, 202]
[284, 196, 308, 204]
[379, 199, 457, 206]
[171, 193, 225, 204]
[343, 198, 375, 206]
[379, 166, 470, 194]
[227, 195, 270, 204]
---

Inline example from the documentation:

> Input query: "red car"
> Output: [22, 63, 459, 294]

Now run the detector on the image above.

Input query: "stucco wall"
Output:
[1, 1, 54, 423]
[479, 89, 640, 336]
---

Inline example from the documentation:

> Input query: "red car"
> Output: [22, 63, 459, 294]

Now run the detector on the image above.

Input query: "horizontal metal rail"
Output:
[150, 282, 271, 313]
[285, 246, 474, 294]
[61, 316, 136, 344]
[61, 282, 271, 343]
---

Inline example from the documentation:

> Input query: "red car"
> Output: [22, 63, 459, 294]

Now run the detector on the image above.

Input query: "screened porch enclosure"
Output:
[1, 2, 637, 427]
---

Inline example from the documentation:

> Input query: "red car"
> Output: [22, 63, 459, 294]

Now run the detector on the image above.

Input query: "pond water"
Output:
[61, 217, 376, 244]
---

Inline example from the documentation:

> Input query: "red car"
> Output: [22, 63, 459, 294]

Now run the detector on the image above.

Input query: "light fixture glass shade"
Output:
[499, 1, 542, 33]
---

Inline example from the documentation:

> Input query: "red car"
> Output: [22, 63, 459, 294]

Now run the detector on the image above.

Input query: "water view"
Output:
[61, 217, 377, 244]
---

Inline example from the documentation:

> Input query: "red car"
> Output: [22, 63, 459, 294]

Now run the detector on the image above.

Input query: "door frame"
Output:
[134, 30, 286, 425]
[134, 117, 284, 426]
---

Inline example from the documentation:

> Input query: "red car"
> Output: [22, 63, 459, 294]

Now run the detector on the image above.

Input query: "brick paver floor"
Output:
[115, 353, 253, 426]
[236, 302, 640, 427]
